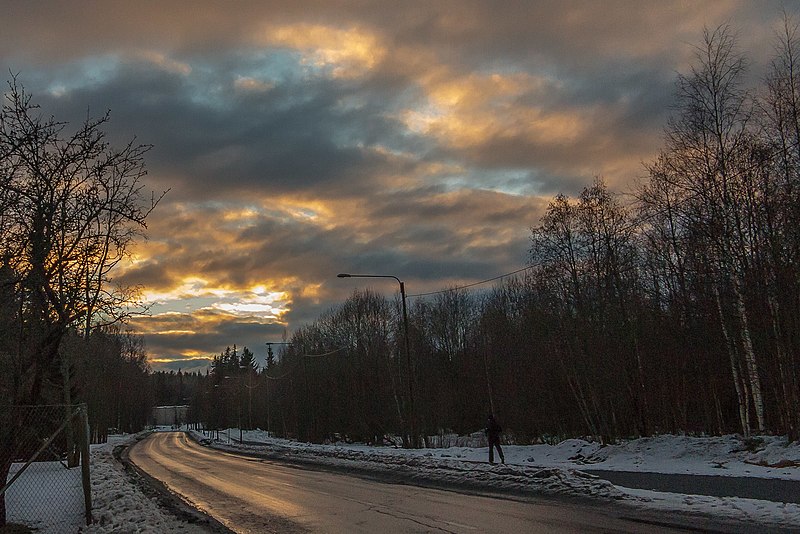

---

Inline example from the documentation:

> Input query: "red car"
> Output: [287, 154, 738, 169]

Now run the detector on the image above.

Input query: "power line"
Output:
[301, 346, 347, 358]
[407, 265, 537, 298]
[408, 137, 800, 298]
[261, 346, 346, 380]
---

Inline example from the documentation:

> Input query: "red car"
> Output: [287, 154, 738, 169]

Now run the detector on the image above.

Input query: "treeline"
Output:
[188, 24, 800, 445]
[60, 329, 152, 442]
[151, 368, 204, 407]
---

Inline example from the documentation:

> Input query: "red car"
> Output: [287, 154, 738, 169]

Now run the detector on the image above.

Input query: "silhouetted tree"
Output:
[0, 76, 162, 525]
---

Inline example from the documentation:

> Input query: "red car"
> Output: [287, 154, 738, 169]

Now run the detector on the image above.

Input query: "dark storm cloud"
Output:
[10, 2, 761, 204]
[29, 61, 418, 202]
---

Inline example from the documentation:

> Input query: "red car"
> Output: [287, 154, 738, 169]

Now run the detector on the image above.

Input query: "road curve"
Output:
[128, 432, 697, 534]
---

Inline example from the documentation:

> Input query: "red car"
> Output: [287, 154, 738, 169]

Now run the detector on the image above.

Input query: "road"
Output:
[128, 432, 728, 534]
[585, 470, 800, 504]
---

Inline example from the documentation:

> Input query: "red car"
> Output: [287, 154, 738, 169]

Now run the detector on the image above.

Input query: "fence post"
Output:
[78, 404, 92, 525]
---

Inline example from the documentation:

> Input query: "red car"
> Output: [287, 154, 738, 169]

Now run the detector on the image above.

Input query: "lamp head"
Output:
[337, 273, 351, 278]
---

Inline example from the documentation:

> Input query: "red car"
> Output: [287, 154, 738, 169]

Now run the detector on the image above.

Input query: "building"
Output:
[151, 405, 189, 427]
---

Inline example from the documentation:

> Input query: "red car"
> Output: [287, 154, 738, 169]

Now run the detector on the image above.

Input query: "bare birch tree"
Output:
[656, 26, 766, 435]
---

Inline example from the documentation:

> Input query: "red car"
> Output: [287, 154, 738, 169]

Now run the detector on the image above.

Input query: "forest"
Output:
[183, 24, 800, 445]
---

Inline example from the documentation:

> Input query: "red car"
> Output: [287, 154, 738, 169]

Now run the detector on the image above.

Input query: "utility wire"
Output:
[301, 346, 347, 358]
[262, 363, 298, 381]
[407, 265, 537, 298]
[406, 138, 800, 300]
[261, 346, 346, 380]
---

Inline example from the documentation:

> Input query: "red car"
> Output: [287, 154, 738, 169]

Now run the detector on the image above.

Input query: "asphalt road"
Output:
[128, 432, 703, 534]
[585, 470, 800, 504]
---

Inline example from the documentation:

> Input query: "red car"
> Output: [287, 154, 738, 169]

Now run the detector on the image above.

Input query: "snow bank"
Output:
[553, 434, 800, 479]
[193, 429, 800, 480]
[4, 433, 197, 533]
[195, 430, 624, 500]
[80, 434, 202, 533]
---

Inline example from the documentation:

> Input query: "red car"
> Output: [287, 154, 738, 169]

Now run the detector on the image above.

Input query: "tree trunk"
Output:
[733, 278, 765, 432]
[715, 286, 750, 436]
[61, 354, 79, 468]
[769, 290, 800, 441]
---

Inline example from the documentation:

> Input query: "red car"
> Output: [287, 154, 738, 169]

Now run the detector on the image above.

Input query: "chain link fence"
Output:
[1, 404, 91, 532]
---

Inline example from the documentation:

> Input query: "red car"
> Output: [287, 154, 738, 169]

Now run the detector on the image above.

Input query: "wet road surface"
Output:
[128, 432, 733, 533]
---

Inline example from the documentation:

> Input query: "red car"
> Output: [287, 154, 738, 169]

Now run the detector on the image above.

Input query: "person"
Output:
[485, 413, 505, 464]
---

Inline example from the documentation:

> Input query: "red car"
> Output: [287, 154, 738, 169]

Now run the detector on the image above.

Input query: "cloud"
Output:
[3, 0, 795, 370]
[255, 23, 387, 79]
[133, 50, 192, 76]
[234, 76, 274, 92]
[130, 308, 288, 368]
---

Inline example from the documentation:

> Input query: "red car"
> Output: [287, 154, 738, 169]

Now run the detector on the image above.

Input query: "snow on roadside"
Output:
[80, 434, 201, 533]
[189, 429, 624, 499]
[4, 433, 194, 533]
[566, 434, 800, 479]
[618, 487, 800, 529]
[189, 429, 800, 480]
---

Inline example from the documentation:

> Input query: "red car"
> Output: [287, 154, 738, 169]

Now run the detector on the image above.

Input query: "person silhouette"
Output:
[485, 413, 505, 464]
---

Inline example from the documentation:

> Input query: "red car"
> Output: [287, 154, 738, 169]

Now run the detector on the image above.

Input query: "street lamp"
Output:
[240, 363, 259, 434]
[337, 273, 416, 447]
[214, 378, 241, 443]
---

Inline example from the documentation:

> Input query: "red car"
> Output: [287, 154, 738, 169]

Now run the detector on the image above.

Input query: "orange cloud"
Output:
[234, 76, 274, 92]
[132, 50, 192, 75]
[253, 23, 386, 79]
[399, 69, 590, 150]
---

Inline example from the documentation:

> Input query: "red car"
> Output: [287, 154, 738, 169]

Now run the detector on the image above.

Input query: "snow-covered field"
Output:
[5, 429, 800, 532]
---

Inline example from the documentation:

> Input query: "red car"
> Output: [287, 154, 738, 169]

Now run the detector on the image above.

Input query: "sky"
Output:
[1, 1, 796, 372]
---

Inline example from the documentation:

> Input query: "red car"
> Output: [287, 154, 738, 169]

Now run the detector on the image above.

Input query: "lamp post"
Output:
[337, 273, 416, 447]
[240, 363, 259, 432]
[214, 378, 241, 443]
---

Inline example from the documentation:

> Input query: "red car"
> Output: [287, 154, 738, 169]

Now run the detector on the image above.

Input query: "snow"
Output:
[5, 429, 800, 532]
[79, 435, 202, 533]
[554, 434, 800, 479]
[5, 435, 199, 533]
[194, 428, 800, 481]
[190, 429, 800, 529]
[5, 460, 84, 533]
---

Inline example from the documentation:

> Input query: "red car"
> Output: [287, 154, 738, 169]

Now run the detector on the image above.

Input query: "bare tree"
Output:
[659, 26, 765, 435]
[0, 76, 163, 525]
[759, 12, 800, 441]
